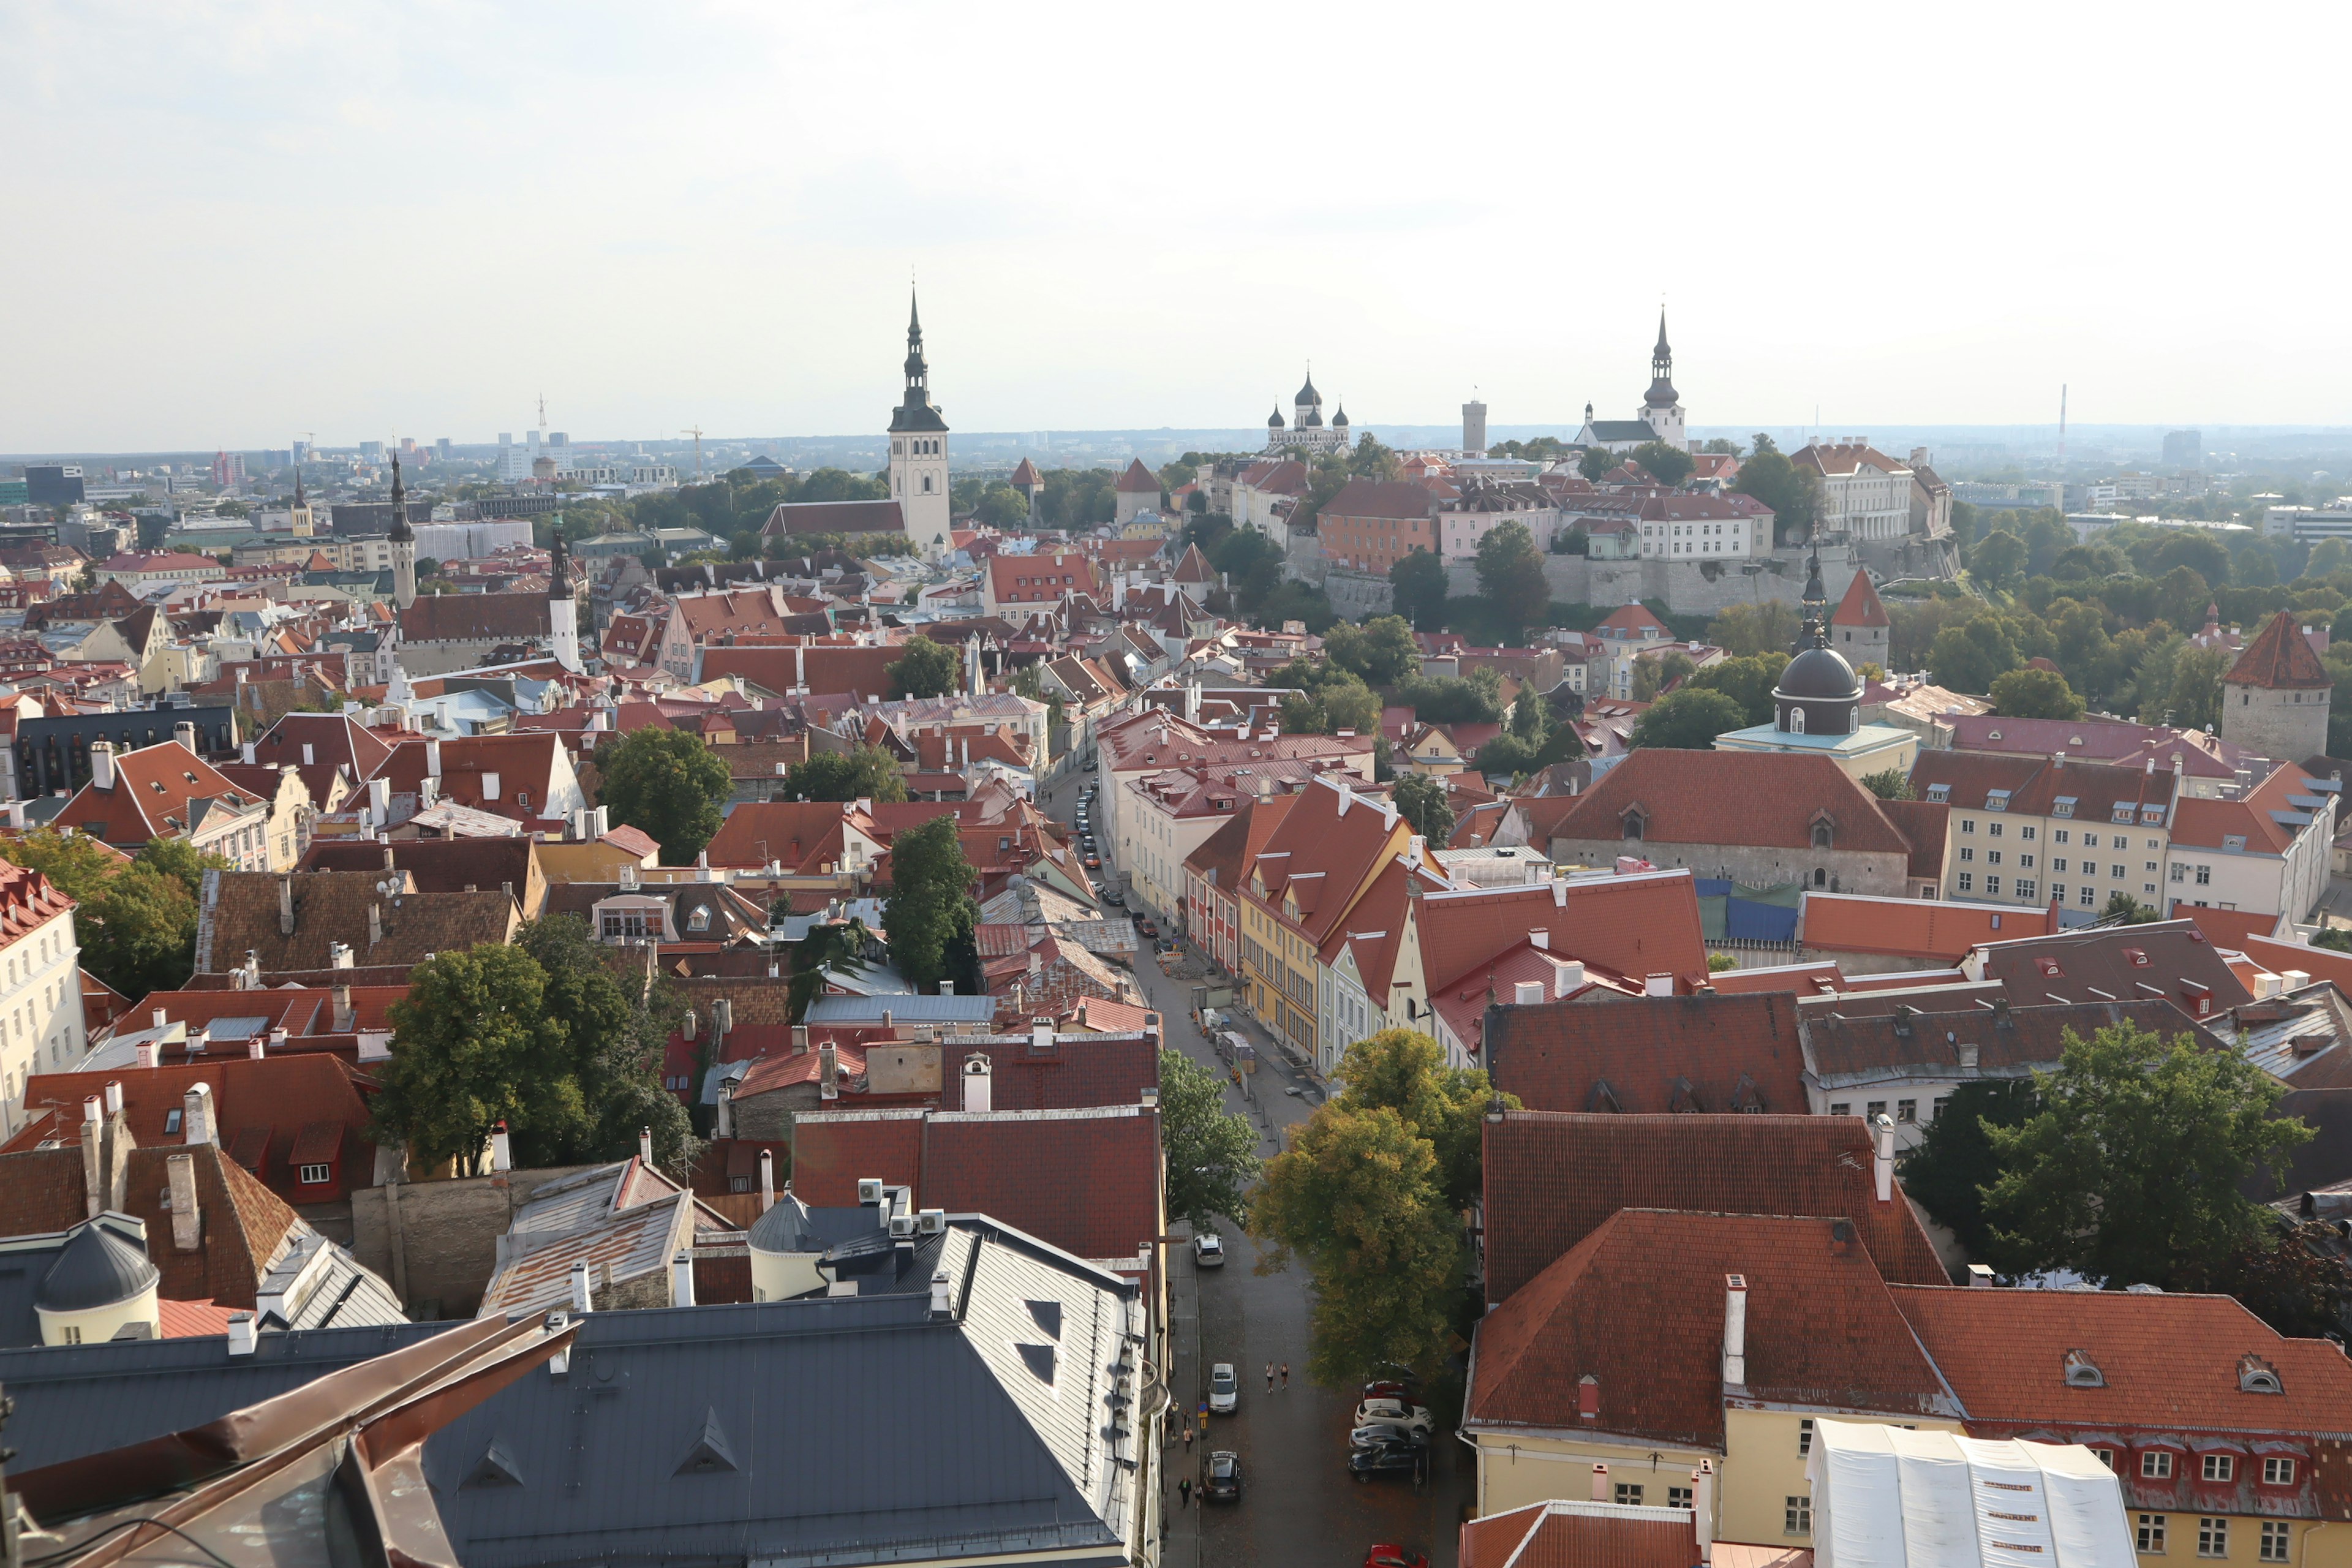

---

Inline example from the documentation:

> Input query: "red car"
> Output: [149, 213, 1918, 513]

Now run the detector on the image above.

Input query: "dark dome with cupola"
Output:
[1774, 633, 1862, 737]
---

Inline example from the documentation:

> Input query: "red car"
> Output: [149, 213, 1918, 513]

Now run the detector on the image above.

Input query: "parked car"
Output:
[1193, 1231, 1226, 1267]
[1361, 1379, 1412, 1403]
[1104, 889, 1126, 907]
[1085, 856, 1100, 870]
[1364, 1548, 1429, 1568]
[1204, 1450, 1242, 1501]
[1354, 1398, 1432, 1433]
[1348, 1442, 1425, 1483]
[1137, 919, 1159, 939]
[1208, 1362, 1238, 1414]
[1349, 1422, 1430, 1450]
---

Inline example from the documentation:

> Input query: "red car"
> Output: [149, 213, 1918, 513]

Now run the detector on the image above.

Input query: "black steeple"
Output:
[386, 454, 413, 542]
[889, 287, 948, 435]
[548, 529, 572, 601]
[1644, 311, 1678, 410]
[1798, 540, 1827, 648]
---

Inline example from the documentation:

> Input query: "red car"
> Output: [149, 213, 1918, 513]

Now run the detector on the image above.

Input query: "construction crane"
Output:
[681, 426, 705, 484]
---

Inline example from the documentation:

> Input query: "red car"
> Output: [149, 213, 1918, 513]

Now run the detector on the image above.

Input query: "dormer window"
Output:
[2052, 797, 2076, 818]
[1986, 790, 2009, 812]
[2124, 948, 2149, 967]
[2111, 803, 2134, 823]
[1988, 729, 2003, 741]
[1811, 821, 1833, 850]
[2064, 1349, 2105, 1387]
[2239, 1355, 2284, 1394]
[1623, 810, 1645, 843]
[1926, 783, 1951, 804]
[687, 906, 710, 932]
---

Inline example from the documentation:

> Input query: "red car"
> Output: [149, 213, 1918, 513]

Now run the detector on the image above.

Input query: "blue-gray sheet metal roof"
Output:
[3, 1224, 1148, 1568]
[37, 1223, 159, 1312]
[804, 994, 997, 1024]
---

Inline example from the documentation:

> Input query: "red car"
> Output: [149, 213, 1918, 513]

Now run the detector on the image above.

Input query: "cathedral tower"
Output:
[1640, 311, 1687, 452]
[888, 289, 951, 539]
[547, 528, 580, 673]
[387, 454, 417, 609]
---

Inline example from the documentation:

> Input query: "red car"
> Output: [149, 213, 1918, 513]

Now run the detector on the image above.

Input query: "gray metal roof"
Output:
[804, 993, 998, 1023]
[3, 1222, 1148, 1568]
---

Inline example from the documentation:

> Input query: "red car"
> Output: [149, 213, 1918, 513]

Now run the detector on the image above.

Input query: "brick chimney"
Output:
[962, 1052, 993, 1113]
[278, 878, 295, 935]
[1591, 1462, 1610, 1502]
[1872, 1113, 1895, 1201]
[167, 1152, 201, 1251]
[183, 1081, 214, 1145]
[1722, 1274, 1747, 1385]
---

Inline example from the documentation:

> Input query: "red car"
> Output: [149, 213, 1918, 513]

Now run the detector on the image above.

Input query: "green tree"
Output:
[1349, 434, 1402, 481]
[1898, 1079, 2036, 1266]
[1860, 768, 1915, 800]
[518, 915, 698, 1169]
[1630, 441, 1695, 488]
[1159, 1047, 1262, 1231]
[1389, 549, 1449, 630]
[1472, 732, 1536, 780]
[1989, 666, 2086, 719]
[1474, 519, 1548, 643]
[79, 861, 201, 1004]
[1577, 445, 1615, 481]
[786, 916, 872, 1022]
[593, 728, 731, 864]
[1325, 615, 1421, 686]
[883, 815, 978, 993]
[1248, 1028, 1513, 1386]
[782, 745, 910, 805]
[885, 636, 962, 699]
[1732, 434, 1819, 543]
[372, 944, 577, 1175]
[2309, 539, 2352, 579]
[1926, 616, 2022, 694]
[1970, 529, 2029, 587]
[1392, 773, 1454, 843]
[1629, 687, 1745, 749]
[1708, 601, 1800, 658]
[1278, 671, 1380, 736]
[0, 827, 129, 903]
[1684, 652, 1790, 726]
[2155, 644, 2230, 731]
[1630, 648, 1697, 702]
[2100, 891, 2162, 924]
[1983, 1021, 2310, 1288]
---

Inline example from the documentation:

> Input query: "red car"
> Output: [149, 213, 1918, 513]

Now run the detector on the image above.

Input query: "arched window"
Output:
[1812, 821, 1833, 850]
[1787, 706, 1806, 735]
[1812, 867, 1828, 888]
[1623, 811, 1645, 843]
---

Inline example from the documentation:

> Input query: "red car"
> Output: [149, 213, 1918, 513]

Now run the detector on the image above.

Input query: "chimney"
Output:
[818, 1045, 839, 1101]
[82, 1094, 101, 1130]
[225, 1312, 257, 1357]
[1556, 959, 1586, 997]
[929, 1267, 953, 1319]
[1512, 980, 1544, 1005]
[759, 1148, 775, 1213]
[1644, 973, 1673, 997]
[174, 720, 196, 752]
[571, 1259, 594, 1314]
[1872, 1113, 1895, 1201]
[91, 741, 115, 790]
[2052, 750, 2065, 768]
[167, 1152, 201, 1251]
[333, 983, 353, 1031]
[183, 1081, 214, 1145]
[241, 741, 257, 764]
[104, 1080, 123, 1116]
[425, 737, 442, 778]
[490, 1120, 513, 1173]
[330, 941, 353, 970]
[1968, 1263, 1997, 1287]
[670, 1250, 696, 1308]
[247, 1032, 265, 1060]
[277, 878, 295, 935]
[1591, 1462, 1610, 1503]
[639, 1126, 654, 1167]
[1577, 1373, 1599, 1423]
[482, 771, 501, 801]
[716, 1082, 736, 1136]
[962, 1052, 993, 1113]
[1692, 1461, 1716, 1563]
[1530, 927, 1548, 950]
[1722, 1274, 1748, 1385]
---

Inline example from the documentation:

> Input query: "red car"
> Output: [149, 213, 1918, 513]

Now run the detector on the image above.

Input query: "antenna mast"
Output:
[682, 426, 705, 484]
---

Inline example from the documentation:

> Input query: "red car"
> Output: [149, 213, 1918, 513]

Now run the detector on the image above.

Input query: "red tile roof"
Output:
[1550, 750, 1921, 857]
[1485, 993, 1809, 1114]
[1831, 570, 1890, 629]
[1800, 892, 2058, 962]
[1480, 1110, 1950, 1307]
[1321, 478, 1439, 521]
[1416, 872, 1711, 997]
[1973, 920, 2252, 1013]
[1115, 459, 1160, 494]
[1461, 1504, 1705, 1568]
[702, 800, 851, 871]
[1893, 1283, 2352, 1440]
[790, 1104, 1162, 1264]
[1469, 1210, 1956, 1449]
[56, 741, 263, 849]
[2226, 612, 2331, 691]
[368, 731, 566, 818]
[0, 862, 75, 944]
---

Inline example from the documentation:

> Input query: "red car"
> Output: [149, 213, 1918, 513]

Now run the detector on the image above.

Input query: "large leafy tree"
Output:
[1730, 434, 1819, 543]
[1926, 616, 2023, 695]
[1629, 441, 1695, 488]
[594, 728, 731, 864]
[1708, 601, 1799, 658]
[1628, 687, 1744, 750]
[781, 744, 910, 805]
[1248, 1029, 1516, 1385]
[1983, 1021, 2310, 1289]
[80, 858, 202, 1004]
[517, 914, 696, 1168]
[1325, 614, 1421, 686]
[0, 826, 127, 903]
[1684, 652, 1790, 726]
[372, 944, 578, 1175]
[885, 636, 962, 699]
[1159, 1048, 1261, 1231]
[1474, 520, 1548, 643]
[883, 815, 978, 992]
[1389, 549, 1449, 630]
[1989, 666, 2086, 719]
[1898, 1079, 2037, 1267]
[1392, 773, 1453, 843]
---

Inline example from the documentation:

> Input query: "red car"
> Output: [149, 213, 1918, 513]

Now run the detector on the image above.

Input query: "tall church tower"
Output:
[288, 467, 314, 538]
[888, 289, 951, 540]
[386, 453, 417, 609]
[1640, 311, 1687, 452]
[547, 529, 581, 673]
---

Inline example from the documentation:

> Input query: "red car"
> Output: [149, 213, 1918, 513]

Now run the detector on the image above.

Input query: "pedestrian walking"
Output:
[1280, 1362, 1289, 1390]
[1264, 1361, 1275, 1393]
[1178, 1478, 1192, 1509]
[1182, 1423, 1193, 1456]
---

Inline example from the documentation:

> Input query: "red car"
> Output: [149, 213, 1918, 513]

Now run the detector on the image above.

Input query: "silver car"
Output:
[1208, 1362, 1238, 1414]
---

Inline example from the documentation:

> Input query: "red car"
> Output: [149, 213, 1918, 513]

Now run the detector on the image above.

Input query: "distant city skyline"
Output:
[6, 4, 2351, 449]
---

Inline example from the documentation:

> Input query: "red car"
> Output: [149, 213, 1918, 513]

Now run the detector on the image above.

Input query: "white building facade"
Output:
[888, 292, 952, 541]
[0, 868, 88, 1139]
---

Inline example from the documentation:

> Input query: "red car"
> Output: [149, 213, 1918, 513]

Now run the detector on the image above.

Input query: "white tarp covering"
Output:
[1809, 1422, 2136, 1568]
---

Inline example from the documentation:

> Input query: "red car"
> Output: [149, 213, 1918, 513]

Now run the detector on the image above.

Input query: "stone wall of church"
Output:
[1324, 568, 1393, 618]
[1544, 835, 1910, 897]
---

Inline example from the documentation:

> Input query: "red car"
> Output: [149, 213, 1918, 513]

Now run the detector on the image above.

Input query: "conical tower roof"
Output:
[1831, 569, 1890, 630]
[2226, 611, 2330, 690]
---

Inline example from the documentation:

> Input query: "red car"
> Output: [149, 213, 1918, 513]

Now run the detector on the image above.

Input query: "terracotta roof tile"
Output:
[198, 870, 520, 976]
[1480, 1110, 1949, 1307]
[1831, 570, 1890, 629]
[1551, 751, 1920, 856]
[1487, 993, 1809, 1114]
[1800, 892, 2057, 963]
[1973, 920, 2251, 1014]
[398, 592, 550, 643]
[1461, 1504, 1705, 1568]
[2226, 612, 2332, 690]
[1417, 872, 1710, 997]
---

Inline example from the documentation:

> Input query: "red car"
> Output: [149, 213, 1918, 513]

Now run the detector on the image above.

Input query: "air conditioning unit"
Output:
[888, 1212, 917, 1239]
[857, 1178, 884, 1205]
[917, 1208, 946, 1235]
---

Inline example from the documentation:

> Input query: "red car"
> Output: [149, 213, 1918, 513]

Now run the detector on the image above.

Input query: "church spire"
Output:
[386, 454, 412, 542]
[1798, 540, 1828, 650]
[1645, 311, 1678, 410]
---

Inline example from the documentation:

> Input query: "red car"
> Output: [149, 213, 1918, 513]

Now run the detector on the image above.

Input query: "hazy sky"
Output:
[6, 1, 2348, 451]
